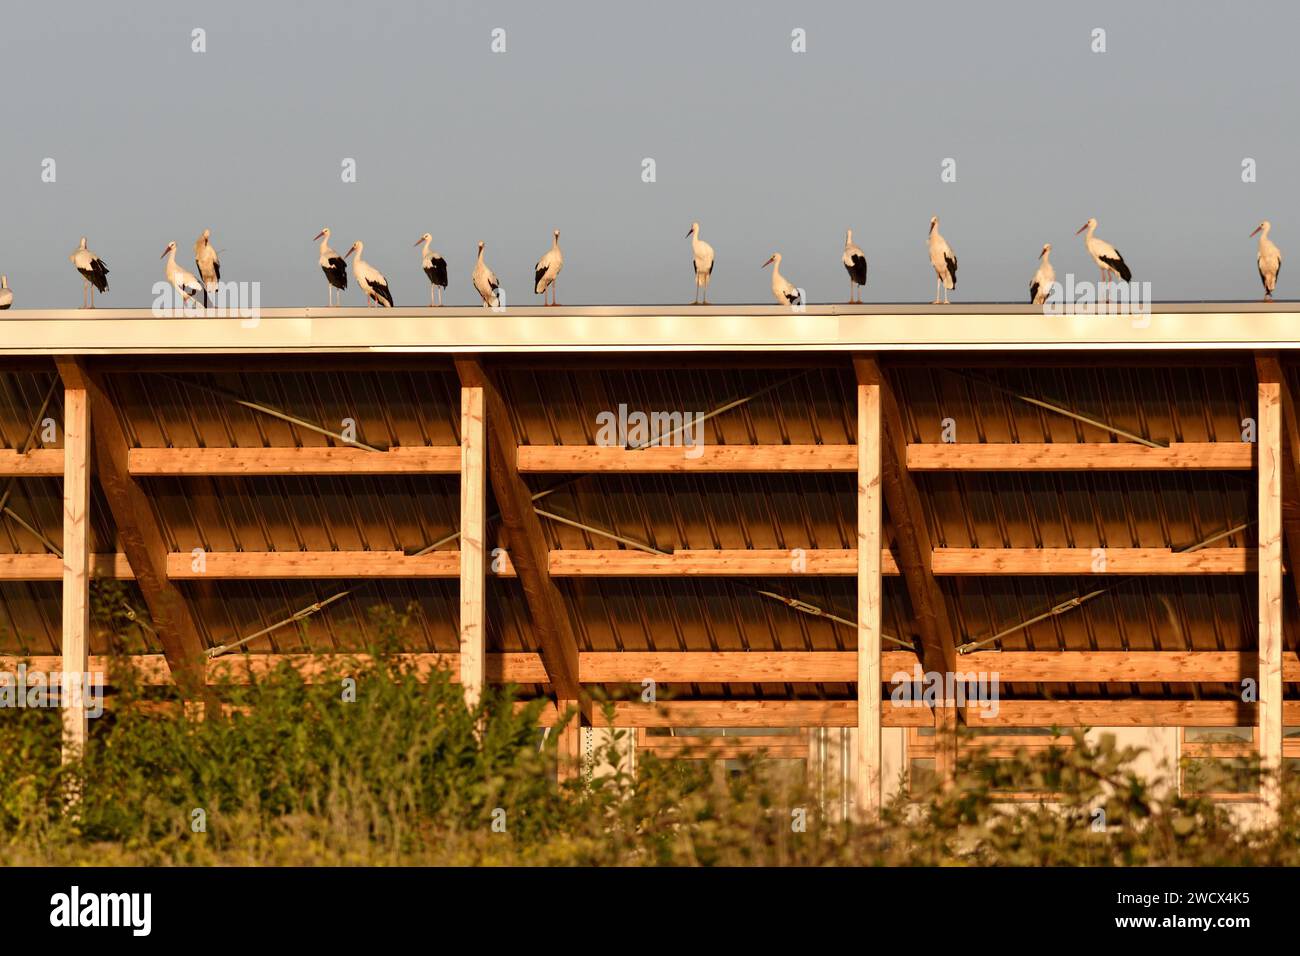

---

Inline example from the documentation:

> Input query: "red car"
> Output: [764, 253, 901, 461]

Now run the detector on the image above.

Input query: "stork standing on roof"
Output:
[534, 229, 563, 306]
[0, 275, 11, 310]
[194, 228, 220, 308]
[927, 216, 957, 304]
[1251, 220, 1282, 302]
[762, 252, 801, 306]
[1076, 218, 1132, 288]
[161, 241, 205, 308]
[415, 233, 449, 306]
[1029, 243, 1055, 306]
[314, 227, 348, 306]
[843, 229, 867, 304]
[345, 241, 393, 307]
[687, 221, 715, 305]
[70, 237, 109, 308]
[473, 241, 501, 308]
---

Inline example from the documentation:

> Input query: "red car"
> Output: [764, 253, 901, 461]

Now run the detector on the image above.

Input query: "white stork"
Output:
[534, 229, 563, 306]
[927, 216, 957, 304]
[1251, 220, 1282, 302]
[70, 237, 109, 308]
[762, 252, 801, 306]
[843, 229, 867, 304]
[415, 233, 449, 306]
[473, 241, 501, 308]
[686, 221, 715, 304]
[161, 241, 205, 308]
[1029, 243, 1055, 306]
[194, 228, 220, 308]
[314, 227, 348, 306]
[1076, 218, 1132, 293]
[0, 275, 11, 310]
[345, 241, 393, 307]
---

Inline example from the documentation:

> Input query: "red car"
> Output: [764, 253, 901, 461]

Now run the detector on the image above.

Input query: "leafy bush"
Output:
[1, 648, 1298, 865]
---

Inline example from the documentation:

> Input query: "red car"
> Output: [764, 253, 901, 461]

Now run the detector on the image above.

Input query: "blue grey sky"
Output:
[0, 0, 1293, 307]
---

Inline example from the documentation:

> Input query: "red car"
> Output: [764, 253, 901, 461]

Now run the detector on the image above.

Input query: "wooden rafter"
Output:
[60, 381, 90, 763]
[454, 357, 584, 707]
[55, 358, 209, 696]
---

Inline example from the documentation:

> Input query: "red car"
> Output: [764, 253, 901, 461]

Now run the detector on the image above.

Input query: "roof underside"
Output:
[0, 351, 1288, 709]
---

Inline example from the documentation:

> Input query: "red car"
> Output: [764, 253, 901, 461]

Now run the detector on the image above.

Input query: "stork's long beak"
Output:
[414, 237, 424, 246]
[1251, 225, 1263, 237]
[1039, 247, 1047, 259]
[685, 228, 693, 238]
[160, 247, 169, 259]
[313, 230, 326, 241]
[761, 256, 775, 269]
[1075, 223, 1088, 235]
[345, 247, 356, 259]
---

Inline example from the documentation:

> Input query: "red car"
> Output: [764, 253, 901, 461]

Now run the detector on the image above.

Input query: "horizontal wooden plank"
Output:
[157, 548, 1250, 581]
[10, 650, 1294, 692]
[167, 550, 464, 579]
[0, 449, 64, 477]
[517, 444, 856, 473]
[606, 699, 1300, 728]
[127, 446, 460, 476]
[907, 442, 1253, 471]
[932, 548, 1251, 575]
[581, 651, 1300, 683]
[0, 553, 134, 580]
[639, 736, 809, 759]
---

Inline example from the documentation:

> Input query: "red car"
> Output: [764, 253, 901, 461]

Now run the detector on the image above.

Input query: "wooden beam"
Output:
[459, 386, 486, 708]
[0, 449, 64, 477]
[639, 736, 809, 760]
[17, 649, 1289, 688]
[0, 553, 133, 580]
[855, 355, 958, 781]
[907, 442, 1252, 471]
[577, 650, 1300, 684]
[166, 550, 462, 579]
[548, 548, 873, 575]
[127, 445, 459, 476]
[607, 699, 1300, 729]
[1256, 355, 1284, 818]
[517, 444, 855, 473]
[857, 369, 883, 819]
[455, 357, 583, 705]
[932, 548, 1250, 574]
[60, 384, 90, 764]
[517, 442, 1254, 474]
[55, 358, 208, 696]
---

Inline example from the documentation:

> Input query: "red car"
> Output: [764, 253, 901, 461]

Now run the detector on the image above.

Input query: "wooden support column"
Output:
[61, 383, 90, 764]
[555, 700, 583, 783]
[855, 362, 883, 820]
[1256, 355, 1284, 817]
[454, 357, 585, 713]
[459, 386, 486, 708]
[855, 356, 959, 786]
[55, 359, 208, 697]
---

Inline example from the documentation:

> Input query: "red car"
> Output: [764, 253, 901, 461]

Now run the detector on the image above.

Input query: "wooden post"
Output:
[459, 386, 486, 709]
[61, 384, 90, 765]
[856, 373, 883, 820]
[556, 700, 582, 783]
[1257, 369, 1283, 817]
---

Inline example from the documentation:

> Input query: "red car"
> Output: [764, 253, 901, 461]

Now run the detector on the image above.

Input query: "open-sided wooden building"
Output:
[1, 303, 1296, 820]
